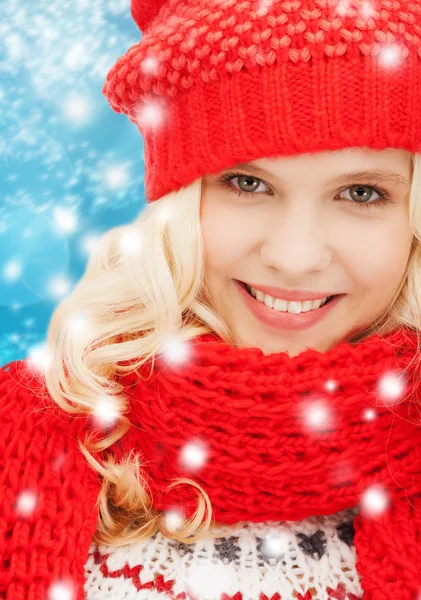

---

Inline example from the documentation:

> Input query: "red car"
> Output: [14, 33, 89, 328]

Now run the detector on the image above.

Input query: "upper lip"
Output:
[238, 280, 340, 301]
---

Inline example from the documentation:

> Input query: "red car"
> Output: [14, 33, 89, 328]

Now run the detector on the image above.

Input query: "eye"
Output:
[218, 172, 391, 211]
[341, 185, 387, 208]
[219, 173, 272, 196]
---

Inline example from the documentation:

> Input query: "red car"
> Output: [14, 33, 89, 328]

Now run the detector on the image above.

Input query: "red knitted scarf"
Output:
[115, 326, 421, 599]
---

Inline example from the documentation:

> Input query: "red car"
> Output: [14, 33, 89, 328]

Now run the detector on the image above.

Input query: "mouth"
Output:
[234, 279, 345, 331]
[239, 281, 337, 306]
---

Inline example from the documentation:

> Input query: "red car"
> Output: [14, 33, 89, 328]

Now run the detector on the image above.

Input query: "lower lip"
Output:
[234, 280, 345, 331]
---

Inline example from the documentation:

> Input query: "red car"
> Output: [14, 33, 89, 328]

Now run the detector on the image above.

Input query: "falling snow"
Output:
[0, 0, 146, 365]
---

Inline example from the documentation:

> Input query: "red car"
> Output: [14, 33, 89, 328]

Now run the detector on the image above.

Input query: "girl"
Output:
[1, 0, 421, 599]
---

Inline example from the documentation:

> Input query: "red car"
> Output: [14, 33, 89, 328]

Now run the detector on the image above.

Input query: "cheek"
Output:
[348, 222, 412, 289]
[201, 203, 257, 269]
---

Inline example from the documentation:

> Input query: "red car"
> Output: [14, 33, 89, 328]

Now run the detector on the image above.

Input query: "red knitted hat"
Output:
[102, 0, 421, 203]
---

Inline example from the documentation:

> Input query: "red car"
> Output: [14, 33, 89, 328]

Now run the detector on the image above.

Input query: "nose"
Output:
[260, 204, 332, 278]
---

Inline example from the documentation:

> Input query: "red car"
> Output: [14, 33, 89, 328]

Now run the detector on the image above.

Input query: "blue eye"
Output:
[219, 172, 391, 211]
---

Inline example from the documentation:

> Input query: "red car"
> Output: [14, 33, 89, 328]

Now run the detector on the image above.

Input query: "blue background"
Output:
[0, 0, 147, 365]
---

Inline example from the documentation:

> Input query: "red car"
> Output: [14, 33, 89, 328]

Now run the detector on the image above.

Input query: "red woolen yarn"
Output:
[1, 325, 421, 599]
[102, 0, 421, 202]
[112, 325, 421, 599]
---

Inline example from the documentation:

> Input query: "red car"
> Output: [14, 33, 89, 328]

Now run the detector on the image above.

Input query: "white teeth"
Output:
[247, 285, 331, 314]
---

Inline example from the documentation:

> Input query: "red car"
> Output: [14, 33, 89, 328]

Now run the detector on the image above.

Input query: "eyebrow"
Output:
[231, 162, 410, 187]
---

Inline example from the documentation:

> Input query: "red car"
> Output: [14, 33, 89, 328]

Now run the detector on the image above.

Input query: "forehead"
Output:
[231, 148, 412, 186]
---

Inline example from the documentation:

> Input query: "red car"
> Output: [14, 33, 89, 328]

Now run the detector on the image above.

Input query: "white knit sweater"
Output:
[84, 506, 362, 600]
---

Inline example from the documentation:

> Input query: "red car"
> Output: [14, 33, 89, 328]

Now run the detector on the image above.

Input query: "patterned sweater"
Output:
[85, 507, 362, 600]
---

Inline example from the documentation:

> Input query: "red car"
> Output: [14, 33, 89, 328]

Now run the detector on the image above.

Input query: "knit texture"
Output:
[1, 325, 421, 599]
[102, 0, 421, 202]
[0, 360, 101, 600]
[114, 325, 421, 599]
[85, 507, 362, 599]
[131, 0, 168, 33]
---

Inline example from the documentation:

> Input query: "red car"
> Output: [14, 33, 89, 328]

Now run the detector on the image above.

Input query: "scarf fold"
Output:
[116, 326, 421, 598]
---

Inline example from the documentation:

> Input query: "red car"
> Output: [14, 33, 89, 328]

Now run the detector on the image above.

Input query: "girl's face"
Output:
[200, 147, 413, 357]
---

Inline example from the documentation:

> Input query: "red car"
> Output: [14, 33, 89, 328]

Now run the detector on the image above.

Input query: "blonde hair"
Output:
[42, 152, 421, 548]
